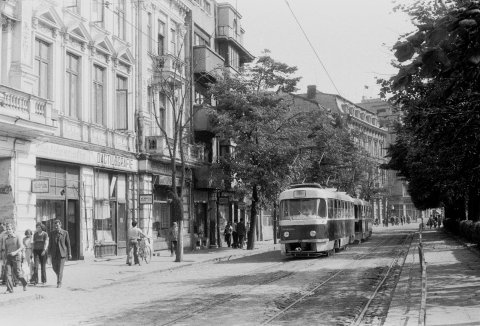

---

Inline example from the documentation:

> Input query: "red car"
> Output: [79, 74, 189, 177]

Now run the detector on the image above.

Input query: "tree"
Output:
[148, 19, 196, 262]
[381, 0, 480, 220]
[208, 52, 307, 250]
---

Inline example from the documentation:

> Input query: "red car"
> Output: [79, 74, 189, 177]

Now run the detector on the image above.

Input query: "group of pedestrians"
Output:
[0, 219, 71, 294]
[224, 218, 247, 249]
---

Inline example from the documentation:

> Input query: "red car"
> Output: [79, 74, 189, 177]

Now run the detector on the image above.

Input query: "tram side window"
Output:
[318, 198, 327, 218]
[328, 199, 334, 219]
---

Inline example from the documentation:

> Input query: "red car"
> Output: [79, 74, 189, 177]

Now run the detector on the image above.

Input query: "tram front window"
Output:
[280, 198, 327, 220]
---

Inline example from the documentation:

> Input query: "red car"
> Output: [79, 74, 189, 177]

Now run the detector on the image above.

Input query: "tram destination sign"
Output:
[31, 179, 49, 193]
[139, 194, 153, 205]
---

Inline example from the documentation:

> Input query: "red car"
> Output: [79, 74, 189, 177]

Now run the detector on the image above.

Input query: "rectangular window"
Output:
[66, 53, 80, 118]
[92, 0, 104, 26]
[204, 1, 211, 13]
[65, 0, 79, 13]
[35, 39, 50, 99]
[115, 75, 128, 130]
[147, 13, 152, 52]
[170, 28, 176, 55]
[158, 20, 165, 55]
[116, 0, 126, 40]
[92, 65, 105, 126]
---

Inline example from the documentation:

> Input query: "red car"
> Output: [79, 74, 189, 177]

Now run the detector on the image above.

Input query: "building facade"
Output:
[0, 0, 138, 259]
[359, 98, 423, 222]
[0, 0, 256, 258]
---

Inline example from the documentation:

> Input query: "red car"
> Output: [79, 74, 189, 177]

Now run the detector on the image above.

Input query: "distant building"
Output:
[296, 86, 389, 222]
[359, 98, 422, 222]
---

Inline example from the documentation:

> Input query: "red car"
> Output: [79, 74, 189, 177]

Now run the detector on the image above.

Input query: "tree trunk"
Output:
[247, 184, 259, 250]
[467, 187, 480, 222]
[454, 196, 467, 221]
[172, 193, 184, 262]
[273, 201, 278, 244]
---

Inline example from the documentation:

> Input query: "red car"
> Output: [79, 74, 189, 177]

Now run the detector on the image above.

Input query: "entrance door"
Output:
[67, 200, 79, 260]
[117, 202, 127, 254]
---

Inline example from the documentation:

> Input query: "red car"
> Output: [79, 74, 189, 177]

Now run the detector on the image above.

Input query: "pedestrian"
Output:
[224, 222, 233, 247]
[232, 222, 238, 248]
[32, 222, 49, 285]
[169, 222, 179, 257]
[0, 224, 7, 285]
[237, 218, 247, 249]
[1, 223, 28, 293]
[49, 219, 71, 288]
[126, 221, 146, 266]
[22, 229, 34, 283]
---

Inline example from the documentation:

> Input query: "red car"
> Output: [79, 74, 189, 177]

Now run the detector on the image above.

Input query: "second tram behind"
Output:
[279, 183, 373, 257]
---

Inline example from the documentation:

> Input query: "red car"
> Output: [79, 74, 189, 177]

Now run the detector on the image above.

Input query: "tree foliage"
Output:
[381, 0, 480, 219]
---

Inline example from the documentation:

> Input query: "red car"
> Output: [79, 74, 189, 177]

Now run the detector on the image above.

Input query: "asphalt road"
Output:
[0, 225, 416, 326]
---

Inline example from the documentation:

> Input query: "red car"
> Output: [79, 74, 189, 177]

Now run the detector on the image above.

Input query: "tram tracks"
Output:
[261, 232, 414, 325]
[160, 233, 408, 326]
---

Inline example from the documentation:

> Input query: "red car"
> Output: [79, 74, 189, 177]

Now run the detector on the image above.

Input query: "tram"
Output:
[353, 198, 373, 243]
[278, 183, 371, 257]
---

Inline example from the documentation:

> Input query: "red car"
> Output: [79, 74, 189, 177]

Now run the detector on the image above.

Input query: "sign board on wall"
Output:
[31, 179, 49, 193]
[139, 194, 153, 205]
[36, 143, 138, 173]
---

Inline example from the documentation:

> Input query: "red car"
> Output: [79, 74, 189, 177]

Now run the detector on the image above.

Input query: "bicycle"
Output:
[137, 237, 152, 264]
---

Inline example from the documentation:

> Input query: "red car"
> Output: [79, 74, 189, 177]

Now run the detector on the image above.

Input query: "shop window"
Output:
[95, 172, 113, 242]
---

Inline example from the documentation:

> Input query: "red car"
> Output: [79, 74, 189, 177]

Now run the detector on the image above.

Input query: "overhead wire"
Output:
[284, 0, 342, 96]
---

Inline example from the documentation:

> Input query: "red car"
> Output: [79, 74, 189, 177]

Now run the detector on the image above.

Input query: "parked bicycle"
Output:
[138, 237, 152, 264]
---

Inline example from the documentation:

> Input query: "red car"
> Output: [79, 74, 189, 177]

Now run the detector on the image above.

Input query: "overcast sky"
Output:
[222, 0, 414, 103]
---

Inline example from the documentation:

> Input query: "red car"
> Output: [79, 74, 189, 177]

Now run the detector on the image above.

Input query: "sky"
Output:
[222, 0, 415, 103]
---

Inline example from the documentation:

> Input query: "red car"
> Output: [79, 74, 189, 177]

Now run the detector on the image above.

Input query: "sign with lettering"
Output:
[31, 179, 49, 193]
[36, 143, 138, 172]
[139, 194, 153, 205]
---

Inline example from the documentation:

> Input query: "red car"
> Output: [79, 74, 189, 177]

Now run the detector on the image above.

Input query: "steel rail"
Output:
[260, 235, 400, 325]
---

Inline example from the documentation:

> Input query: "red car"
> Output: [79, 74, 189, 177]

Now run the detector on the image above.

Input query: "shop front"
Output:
[35, 143, 138, 259]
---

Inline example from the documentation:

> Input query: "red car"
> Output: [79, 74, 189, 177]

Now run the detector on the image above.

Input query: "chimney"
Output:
[307, 85, 317, 99]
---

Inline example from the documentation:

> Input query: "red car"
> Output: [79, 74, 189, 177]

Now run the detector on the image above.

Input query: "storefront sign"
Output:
[0, 185, 12, 194]
[31, 179, 49, 193]
[37, 143, 138, 172]
[96, 153, 134, 171]
[139, 194, 153, 205]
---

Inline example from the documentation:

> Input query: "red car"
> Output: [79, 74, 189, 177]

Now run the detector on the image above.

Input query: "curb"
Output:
[92, 245, 280, 289]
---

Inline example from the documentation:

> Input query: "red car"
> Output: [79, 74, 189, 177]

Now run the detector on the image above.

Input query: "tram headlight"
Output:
[310, 230, 317, 237]
[283, 231, 290, 238]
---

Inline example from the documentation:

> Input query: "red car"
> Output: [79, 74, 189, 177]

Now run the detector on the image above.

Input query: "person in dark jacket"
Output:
[236, 218, 247, 249]
[49, 220, 71, 288]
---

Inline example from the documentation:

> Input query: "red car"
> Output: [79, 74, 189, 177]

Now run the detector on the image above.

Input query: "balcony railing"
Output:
[193, 45, 225, 76]
[145, 135, 205, 164]
[0, 85, 57, 128]
[217, 26, 243, 44]
[149, 53, 186, 85]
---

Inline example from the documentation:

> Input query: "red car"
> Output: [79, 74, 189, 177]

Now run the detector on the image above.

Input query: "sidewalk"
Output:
[385, 227, 480, 326]
[0, 241, 280, 306]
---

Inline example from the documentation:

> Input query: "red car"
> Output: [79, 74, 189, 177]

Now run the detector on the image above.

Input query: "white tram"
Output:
[278, 183, 372, 257]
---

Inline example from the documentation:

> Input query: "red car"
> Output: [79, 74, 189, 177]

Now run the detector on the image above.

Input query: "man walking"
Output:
[169, 222, 178, 257]
[237, 218, 247, 249]
[126, 221, 146, 266]
[49, 219, 71, 288]
[1, 223, 28, 293]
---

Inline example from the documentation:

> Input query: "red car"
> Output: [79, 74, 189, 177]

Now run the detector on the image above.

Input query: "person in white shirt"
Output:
[126, 221, 146, 266]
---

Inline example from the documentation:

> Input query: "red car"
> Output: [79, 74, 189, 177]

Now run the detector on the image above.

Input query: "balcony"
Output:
[145, 135, 205, 165]
[0, 85, 57, 139]
[193, 105, 215, 133]
[149, 53, 186, 87]
[216, 26, 254, 63]
[193, 45, 225, 81]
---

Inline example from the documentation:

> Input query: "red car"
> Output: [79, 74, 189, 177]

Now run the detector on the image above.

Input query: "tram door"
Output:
[67, 200, 79, 260]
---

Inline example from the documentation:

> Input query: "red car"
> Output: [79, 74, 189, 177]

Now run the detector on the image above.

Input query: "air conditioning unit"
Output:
[145, 136, 165, 154]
